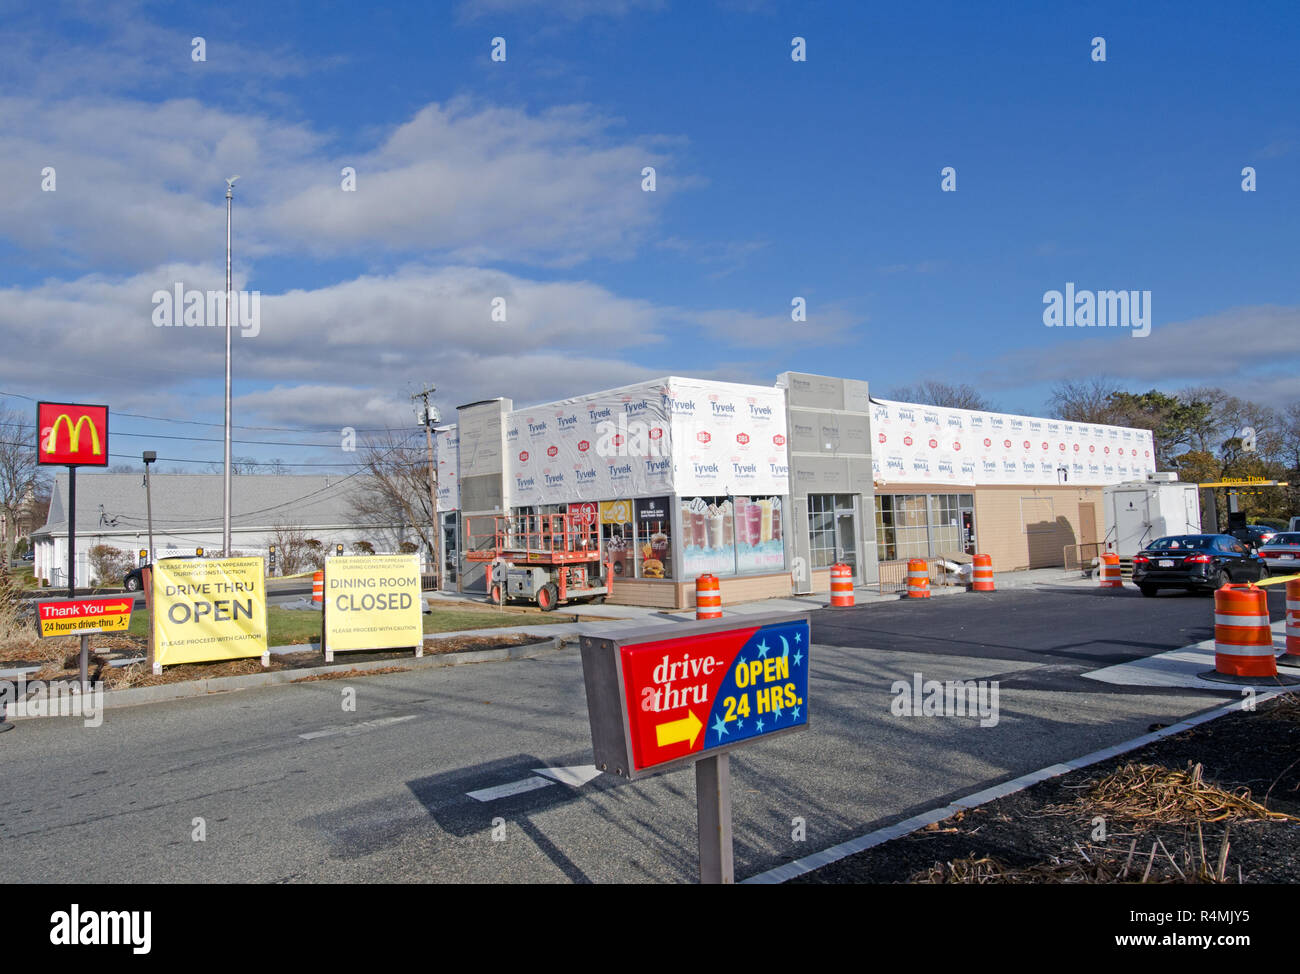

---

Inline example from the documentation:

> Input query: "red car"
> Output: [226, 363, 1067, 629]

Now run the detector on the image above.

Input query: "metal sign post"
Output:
[36, 596, 134, 691]
[696, 753, 733, 884]
[579, 611, 810, 884]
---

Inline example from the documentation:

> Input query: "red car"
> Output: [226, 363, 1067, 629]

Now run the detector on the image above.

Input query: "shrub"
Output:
[88, 544, 132, 586]
[1250, 516, 1287, 530]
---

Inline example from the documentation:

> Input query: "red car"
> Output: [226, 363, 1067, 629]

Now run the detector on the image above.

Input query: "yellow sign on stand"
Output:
[323, 554, 423, 662]
[152, 557, 268, 667]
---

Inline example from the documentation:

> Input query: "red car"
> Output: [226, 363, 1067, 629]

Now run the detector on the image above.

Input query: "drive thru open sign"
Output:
[580, 613, 810, 780]
[580, 612, 810, 883]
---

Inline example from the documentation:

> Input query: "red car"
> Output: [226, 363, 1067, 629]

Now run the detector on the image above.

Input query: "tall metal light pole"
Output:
[223, 175, 240, 556]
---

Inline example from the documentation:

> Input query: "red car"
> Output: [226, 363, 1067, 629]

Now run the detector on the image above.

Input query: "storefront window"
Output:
[876, 493, 978, 561]
[680, 496, 734, 576]
[928, 494, 961, 555]
[734, 496, 785, 573]
[600, 500, 634, 580]
[635, 497, 672, 579]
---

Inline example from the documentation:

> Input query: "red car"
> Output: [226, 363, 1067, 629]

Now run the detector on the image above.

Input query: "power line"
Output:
[0, 388, 425, 435]
[27, 429, 433, 525]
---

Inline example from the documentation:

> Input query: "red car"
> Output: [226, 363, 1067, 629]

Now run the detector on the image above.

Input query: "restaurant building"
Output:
[433, 373, 1156, 608]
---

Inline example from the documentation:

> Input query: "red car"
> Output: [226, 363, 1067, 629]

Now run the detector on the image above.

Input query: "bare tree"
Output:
[1045, 377, 1123, 424]
[0, 402, 43, 564]
[206, 456, 262, 475]
[886, 381, 996, 411]
[269, 521, 311, 575]
[349, 429, 434, 559]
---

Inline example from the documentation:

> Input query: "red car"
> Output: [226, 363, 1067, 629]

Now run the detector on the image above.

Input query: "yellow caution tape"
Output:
[1256, 572, 1300, 587]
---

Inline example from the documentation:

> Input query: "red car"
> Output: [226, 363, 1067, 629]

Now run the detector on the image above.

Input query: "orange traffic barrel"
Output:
[906, 559, 930, 599]
[830, 563, 854, 607]
[971, 554, 994, 592]
[1199, 583, 1297, 686]
[312, 570, 324, 605]
[1099, 553, 1122, 589]
[696, 573, 722, 619]
[1284, 577, 1300, 663]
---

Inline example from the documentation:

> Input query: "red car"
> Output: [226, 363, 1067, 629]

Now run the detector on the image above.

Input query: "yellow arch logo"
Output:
[45, 414, 103, 456]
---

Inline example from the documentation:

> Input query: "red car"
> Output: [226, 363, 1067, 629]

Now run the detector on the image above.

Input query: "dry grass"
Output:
[1270, 693, 1300, 721]
[914, 824, 1237, 884]
[1049, 762, 1297, 828]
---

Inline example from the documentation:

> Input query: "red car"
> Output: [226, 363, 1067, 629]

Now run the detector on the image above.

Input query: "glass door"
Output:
[834, 495, 858, 580]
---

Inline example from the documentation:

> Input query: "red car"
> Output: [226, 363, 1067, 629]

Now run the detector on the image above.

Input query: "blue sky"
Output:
[0, 0, 1296, 470]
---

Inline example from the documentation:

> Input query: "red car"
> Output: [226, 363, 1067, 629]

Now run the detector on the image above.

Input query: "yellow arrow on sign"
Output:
[656, 710, 704, 748]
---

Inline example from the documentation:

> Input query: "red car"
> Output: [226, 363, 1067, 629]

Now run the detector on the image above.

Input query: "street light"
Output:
[143, 452, 157, 570]
[223, 176, 240, 557]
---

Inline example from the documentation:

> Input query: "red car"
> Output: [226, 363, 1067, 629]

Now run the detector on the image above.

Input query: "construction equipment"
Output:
[465, 512, 614, 611]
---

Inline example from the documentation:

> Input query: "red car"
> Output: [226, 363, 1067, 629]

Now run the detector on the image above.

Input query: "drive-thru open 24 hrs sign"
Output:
[580, 613, 810, 780]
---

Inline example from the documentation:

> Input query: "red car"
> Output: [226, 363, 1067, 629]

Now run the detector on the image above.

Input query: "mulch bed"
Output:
[23, 633, 552, 689]
[792, 693, 1300, 884]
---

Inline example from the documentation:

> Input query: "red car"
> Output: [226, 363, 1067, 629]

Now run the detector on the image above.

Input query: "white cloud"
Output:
[0, 263, 845, 429]
[988, 304, 1300, 409]
[0, 95, 682, 270]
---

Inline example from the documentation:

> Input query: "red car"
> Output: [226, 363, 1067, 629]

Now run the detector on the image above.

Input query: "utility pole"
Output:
[411, 385, 440, 590]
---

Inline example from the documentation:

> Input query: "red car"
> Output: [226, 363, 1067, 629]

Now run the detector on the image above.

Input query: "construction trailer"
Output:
[1102, 473, 1202, 566]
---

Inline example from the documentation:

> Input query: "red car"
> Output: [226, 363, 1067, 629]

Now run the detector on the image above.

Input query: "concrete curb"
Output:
[4, 636, 568, 719]
[743, 691, 1294, 884]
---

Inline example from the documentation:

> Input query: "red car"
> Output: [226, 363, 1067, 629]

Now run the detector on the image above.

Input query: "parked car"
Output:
[1131, 534, 1268, 597]
[1257, 532, 1300, 569]
[1230, 525, 1281, 552]
[123, 554, 201, 591]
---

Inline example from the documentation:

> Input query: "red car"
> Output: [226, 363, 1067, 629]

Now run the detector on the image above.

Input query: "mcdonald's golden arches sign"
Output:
[37, 402, 109, 467]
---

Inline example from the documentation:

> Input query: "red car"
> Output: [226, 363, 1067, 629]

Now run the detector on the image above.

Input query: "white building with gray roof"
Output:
[31, 473, 417, 588]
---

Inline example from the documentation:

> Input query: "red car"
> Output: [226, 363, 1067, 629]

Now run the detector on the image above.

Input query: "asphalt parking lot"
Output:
[4, 580, 1272, 883]
[811, 582, 1292, 693]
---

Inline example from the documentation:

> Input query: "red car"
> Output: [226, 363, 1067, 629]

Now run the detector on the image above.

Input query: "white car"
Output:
[1258, 532, 1300, 569]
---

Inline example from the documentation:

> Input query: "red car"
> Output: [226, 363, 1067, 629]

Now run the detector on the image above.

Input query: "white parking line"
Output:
[298, 715, 418, 740]
[467, 777, 557, 802]
[532, 765, 603, 787]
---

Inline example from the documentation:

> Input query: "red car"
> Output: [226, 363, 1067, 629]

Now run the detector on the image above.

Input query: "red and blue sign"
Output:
[619, 618, 810, 773]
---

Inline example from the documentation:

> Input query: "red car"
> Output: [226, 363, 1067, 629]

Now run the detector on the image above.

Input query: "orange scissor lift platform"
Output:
[465, 513, 613, 610]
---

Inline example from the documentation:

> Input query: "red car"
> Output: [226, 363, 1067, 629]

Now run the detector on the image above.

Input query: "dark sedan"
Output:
[1132, 534, 1268, 597]
[123, 554, 202, 591]
[1230, 525, 1282, 552]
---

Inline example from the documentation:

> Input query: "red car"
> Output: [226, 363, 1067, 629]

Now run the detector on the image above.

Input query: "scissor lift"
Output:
[465, 513, 613, 611]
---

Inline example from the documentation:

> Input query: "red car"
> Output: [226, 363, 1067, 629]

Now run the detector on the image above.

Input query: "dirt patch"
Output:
[292, 666, 411, 683]
[26, 633, 553, 689]
[792, 693, 1300, 884]
[423, 633, 550, 655]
